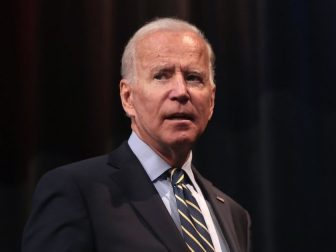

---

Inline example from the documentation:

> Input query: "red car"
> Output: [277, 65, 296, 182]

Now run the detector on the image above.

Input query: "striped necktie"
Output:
[170, 168, 215, 252]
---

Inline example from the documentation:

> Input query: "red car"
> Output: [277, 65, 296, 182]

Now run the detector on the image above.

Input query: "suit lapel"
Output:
[193, 168, 240, 252]
[108, 143, 187, 251]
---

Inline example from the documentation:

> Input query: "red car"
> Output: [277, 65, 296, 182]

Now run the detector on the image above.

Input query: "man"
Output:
[22, 18, 251, 252]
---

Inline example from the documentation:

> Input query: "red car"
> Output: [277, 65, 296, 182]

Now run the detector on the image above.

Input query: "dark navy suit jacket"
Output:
[22, 142, 251, 252]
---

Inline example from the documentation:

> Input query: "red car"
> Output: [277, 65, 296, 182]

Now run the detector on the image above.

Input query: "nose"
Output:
[170, 73, 190, 104]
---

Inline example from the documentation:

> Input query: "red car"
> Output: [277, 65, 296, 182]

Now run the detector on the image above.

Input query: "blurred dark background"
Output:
[2, 0, 336, 251]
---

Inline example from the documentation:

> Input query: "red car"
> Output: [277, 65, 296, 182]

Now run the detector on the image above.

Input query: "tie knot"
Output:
[169, 168, 185, 185]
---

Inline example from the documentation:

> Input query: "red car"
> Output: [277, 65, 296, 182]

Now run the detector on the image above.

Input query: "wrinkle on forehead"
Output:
[135, 31, 209, 73]
[137, 31, 206, 56]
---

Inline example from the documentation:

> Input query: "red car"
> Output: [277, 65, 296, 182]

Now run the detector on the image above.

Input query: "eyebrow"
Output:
[151, 64, 175, 72]
[149, 65, 175, 77]
[149, 64, 208, 79]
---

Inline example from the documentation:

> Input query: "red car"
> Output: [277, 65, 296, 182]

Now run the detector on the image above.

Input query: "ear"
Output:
[208, 85, 216, 120]
[120, 79, 135, 118]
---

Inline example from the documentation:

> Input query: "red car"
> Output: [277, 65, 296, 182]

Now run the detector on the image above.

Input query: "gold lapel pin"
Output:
[216, 196, 225, 203]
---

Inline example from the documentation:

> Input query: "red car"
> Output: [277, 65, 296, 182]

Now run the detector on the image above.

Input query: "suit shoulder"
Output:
[33, 154, 109, 190]
[39, 141, 131, 184]
[53, 154, 111, 176]
[33, 158, 100, 195]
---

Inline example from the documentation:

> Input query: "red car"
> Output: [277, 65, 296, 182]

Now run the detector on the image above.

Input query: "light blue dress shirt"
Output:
[128, 132, 229, 252]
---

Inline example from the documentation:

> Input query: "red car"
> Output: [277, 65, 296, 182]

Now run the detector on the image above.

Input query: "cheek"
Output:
[133, 88, 151, 108]
[198, 94, 213, 111]
[134, 93, 160, 120]
[197, 97, 214, 122]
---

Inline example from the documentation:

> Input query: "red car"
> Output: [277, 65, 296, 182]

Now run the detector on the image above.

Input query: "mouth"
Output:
[165, 112, 195, 121]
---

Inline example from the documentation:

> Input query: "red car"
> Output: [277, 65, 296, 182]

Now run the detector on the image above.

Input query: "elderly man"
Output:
[22, 18, 251, 252]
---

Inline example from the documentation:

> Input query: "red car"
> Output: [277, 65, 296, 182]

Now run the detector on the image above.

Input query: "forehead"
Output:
[135, 30, 209, 68]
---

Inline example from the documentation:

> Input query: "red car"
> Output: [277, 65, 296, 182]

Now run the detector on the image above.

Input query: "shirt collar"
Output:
[181, 155, 198, 190]
[128, 132, 170, 182]
[128, 132, 195, 187]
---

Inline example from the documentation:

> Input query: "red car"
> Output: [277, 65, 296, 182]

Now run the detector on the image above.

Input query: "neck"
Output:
[132, 131, 192, 168]
[155, 145, 191, 168]
[131, 123, 195, 167]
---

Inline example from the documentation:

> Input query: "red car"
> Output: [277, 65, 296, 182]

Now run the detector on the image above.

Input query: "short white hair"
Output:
[121, 17, 216, 85]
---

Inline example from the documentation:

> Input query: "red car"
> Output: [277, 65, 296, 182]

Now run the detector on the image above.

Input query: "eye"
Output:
[185, 73, 203, 84]
[153, 70, 172, 80]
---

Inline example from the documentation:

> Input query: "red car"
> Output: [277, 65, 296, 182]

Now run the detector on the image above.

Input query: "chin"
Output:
[166, 134, 197, 148]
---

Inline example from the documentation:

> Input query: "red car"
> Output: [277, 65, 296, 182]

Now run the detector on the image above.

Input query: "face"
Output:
[120, 30, 215, 161]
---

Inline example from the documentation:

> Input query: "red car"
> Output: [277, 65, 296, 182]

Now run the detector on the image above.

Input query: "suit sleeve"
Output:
[231, 203, 252, 252]
[245, 209, 252, 252]
[21, 168, 93, 252]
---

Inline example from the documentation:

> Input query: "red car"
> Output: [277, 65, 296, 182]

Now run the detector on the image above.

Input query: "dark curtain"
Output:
[2, 0, 335, 251]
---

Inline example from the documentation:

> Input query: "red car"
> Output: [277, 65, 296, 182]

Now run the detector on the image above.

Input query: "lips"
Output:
[165, 112, 195, 121]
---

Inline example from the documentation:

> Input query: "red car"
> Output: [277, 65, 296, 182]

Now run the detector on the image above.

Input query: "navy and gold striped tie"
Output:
[170, 168, 215, 252]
